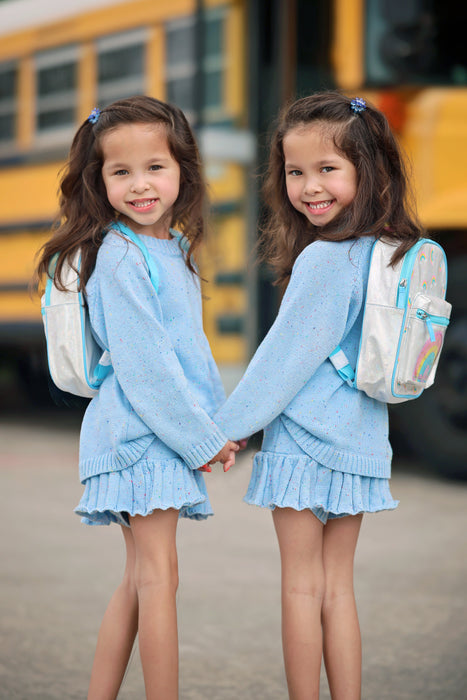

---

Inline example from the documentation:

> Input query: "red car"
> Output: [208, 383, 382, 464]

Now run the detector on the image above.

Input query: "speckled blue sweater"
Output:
[79, 229, 228, 482]
[215, 238, 392, 478]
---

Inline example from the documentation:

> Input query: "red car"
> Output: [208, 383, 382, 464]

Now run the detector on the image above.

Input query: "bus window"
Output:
[35, 46, 78, 138]
[97, 28, 146, 107]
[203, 9, 224, 112]
[166, 16, 195, 116]
[165, 8, 225, 123]
[365, 0, 467, 86]
[0, 62, 17, 149]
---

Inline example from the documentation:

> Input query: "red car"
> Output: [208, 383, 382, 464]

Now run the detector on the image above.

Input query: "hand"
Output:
[209, 440, 239, 472]
[198, 464, 212, 472]
[237, 438, 248, 451]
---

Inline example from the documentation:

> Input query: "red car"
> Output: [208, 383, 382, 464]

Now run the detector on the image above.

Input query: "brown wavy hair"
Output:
[34, 95, 207, 291]
[260, 91, 423, 289]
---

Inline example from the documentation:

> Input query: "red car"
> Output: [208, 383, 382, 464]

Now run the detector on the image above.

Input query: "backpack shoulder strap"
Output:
[169, 228, 190, 252]
[169, 227, 198, 271]
[110, 221, 160, 292]
[329, 346, 355, 386]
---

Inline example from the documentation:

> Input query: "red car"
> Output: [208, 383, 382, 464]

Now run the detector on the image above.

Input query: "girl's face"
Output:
[101, 122, 180, 238]
[283, 123, 357, 228]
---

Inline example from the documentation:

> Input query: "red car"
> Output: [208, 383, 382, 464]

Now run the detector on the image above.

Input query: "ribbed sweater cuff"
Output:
[181, 427, 229, 470]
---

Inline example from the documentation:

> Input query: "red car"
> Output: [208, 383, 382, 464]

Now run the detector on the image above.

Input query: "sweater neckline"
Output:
[138, 230, 182, 256]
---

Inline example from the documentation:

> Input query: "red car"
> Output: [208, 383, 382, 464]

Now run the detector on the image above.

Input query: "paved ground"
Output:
[1, 415, 467, 699]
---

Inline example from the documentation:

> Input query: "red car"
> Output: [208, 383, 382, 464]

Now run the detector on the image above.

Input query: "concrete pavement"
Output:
[1, 416, 467, 699]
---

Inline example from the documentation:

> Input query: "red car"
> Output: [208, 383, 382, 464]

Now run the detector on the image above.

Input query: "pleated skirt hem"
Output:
[75, 458, 213, 527]
[245, 451, 398, 525]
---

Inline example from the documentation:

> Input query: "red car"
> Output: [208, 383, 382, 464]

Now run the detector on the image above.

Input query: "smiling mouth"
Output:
[305, 199, 334, 211]
[129, 198, 157, 209]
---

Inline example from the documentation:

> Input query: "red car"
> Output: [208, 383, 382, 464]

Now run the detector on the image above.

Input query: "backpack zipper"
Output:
[415, 308, 450, 342]
[396, 239, 426, 308]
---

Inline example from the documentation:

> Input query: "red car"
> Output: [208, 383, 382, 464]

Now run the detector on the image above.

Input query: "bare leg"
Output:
[88, 524, 139, 700]
[322, 514, 363, 700]
[272, 507, 325, 700]
[130, 508, 180, 700]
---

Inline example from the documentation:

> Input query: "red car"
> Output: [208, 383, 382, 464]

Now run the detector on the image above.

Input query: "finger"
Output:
[223, 455, 235, 472]
[198, 464, 212, 472]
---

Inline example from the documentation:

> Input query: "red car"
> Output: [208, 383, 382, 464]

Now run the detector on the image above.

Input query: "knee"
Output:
[135, 555, 179, 596]
[322, 580, 355, 614]
[284, 585, 325, 609]
[121, 567, 138, 598]
[283, 570, 326, 604]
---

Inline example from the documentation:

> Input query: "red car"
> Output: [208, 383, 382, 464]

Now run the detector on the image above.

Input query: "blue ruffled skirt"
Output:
[245, 417, 398, 524]
[75, 439, 213, 527]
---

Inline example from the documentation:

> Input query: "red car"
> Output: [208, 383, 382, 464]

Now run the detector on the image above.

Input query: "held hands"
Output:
[197, 440, 239, 473]
[212, 440, 239, 472]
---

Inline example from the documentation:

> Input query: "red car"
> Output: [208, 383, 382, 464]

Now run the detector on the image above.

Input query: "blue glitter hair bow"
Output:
[350, 97, 366, 114]
[88, 107, 101, 124]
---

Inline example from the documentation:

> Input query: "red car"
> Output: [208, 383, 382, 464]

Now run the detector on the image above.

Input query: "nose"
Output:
[130, 174, 150, 193]
[303, 175, 323, 196]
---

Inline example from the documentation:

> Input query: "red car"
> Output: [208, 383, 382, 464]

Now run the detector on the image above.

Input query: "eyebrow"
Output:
[284, 158, 341, 168]
[104, 155, 171, 168]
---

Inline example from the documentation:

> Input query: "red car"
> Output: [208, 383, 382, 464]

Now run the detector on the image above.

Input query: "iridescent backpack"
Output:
[329, 238, 451, 403]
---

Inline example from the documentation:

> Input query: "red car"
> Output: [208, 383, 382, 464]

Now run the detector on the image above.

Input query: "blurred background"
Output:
[0, 0, 466, 478]
[1, 3, 466, 698]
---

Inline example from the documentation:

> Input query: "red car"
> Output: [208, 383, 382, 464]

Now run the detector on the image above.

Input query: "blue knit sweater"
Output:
[79, 229, 228, 482]
[215, 238, 392, 478]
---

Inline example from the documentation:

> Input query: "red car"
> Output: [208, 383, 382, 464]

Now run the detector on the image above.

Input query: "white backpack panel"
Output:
[330, 238, 451, 404]
[41, 223, 160, 398]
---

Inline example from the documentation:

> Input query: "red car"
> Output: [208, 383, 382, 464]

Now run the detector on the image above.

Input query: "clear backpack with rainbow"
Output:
[329, 237, 452, 403]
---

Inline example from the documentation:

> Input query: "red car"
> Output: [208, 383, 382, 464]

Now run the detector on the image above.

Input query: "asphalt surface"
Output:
[1, 415, 467, 699]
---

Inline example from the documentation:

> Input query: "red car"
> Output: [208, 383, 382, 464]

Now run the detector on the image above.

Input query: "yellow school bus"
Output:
[0, 0, 251, 401]
[1, 0, 466, 473]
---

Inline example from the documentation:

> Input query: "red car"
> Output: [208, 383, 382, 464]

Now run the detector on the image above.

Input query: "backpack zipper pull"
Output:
[396, 278, 408, 306]
[416, 308, 435, 341]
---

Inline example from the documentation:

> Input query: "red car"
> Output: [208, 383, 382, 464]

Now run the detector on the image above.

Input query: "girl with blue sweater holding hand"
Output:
[36, 96, 238, 700]
[215, 92, 421, 699]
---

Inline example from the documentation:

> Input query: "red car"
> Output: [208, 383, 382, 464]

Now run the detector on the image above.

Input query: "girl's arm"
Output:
[91, 240, 230, 469]
[201, 338, 227, 411]
[214, 240, 361, 440]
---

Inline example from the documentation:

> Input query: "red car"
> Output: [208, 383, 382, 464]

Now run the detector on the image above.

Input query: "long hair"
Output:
[34, 95, 207, 291]
[261, 91, 423, 289]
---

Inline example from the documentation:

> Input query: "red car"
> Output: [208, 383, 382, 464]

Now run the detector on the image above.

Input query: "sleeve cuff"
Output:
[181, 426, 229, 470]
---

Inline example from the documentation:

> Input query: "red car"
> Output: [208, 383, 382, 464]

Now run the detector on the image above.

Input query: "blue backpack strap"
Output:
[42, 253, 60, 310]
[92, 222, 161, 386]
[48, 252, 59, 278]
[111, 220, 160, 292]
[170, 228, 190, 252]
[169, 227, 198, 271]
[93, 349, 112, 383]
[329, 345, 355, 387]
